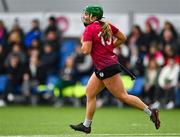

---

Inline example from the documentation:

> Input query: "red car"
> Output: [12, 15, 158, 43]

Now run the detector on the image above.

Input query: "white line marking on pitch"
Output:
[1, 133, 180, 137]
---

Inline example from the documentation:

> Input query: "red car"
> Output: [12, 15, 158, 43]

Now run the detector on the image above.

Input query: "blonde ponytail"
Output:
[99, 21, 112, 40]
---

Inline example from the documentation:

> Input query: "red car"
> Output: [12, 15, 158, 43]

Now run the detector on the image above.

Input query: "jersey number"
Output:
[98, 32, 112, 46]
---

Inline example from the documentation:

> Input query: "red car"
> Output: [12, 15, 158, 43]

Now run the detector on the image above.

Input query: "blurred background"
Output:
[0, 0, 179, 109]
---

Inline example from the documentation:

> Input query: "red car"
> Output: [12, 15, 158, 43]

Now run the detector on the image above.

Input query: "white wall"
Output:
[0, 12, 129, 36]
[0, 1, 4, 12]
[0, 0, 180, 37]
[1, 0, 180, 13]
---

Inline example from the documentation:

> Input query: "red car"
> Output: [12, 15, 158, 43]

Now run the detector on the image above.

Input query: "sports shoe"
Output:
[165, 101, 175, 110]
[151, 101, 160, 109]
[150, 109, 160, 129]
[70, 123, 91, 134]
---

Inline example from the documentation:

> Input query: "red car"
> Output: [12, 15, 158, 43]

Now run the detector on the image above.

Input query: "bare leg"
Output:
[85, 73, 105, 120]
[103, 74, 160, 129]
[70, 74, 160, 132]
[69, 73, 104, 133]
[103, 74, 147, 110]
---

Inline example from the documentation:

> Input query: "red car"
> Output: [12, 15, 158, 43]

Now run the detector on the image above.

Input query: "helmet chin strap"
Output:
[83, 14, 95, 27]
[83, 22, 89, 27]
[83, 13, 98, 27]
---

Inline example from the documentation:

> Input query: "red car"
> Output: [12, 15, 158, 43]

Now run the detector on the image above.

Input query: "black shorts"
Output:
[94, 64, 121, 80]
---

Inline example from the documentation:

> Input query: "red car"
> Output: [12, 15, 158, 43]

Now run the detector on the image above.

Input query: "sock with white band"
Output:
[144, 107, 152, 116]
[83, 118, 92, 127]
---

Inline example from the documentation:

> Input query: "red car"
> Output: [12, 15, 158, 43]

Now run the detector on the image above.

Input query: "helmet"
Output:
[85, 5, 103, 20]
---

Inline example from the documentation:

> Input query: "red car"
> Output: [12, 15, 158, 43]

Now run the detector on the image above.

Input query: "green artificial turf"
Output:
[0, 106, 180, 136]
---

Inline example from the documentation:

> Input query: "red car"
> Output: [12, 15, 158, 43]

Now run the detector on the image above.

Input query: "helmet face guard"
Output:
[82, 5, 104, 26]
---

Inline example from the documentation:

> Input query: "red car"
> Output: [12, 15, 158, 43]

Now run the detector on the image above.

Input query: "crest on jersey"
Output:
[99, 72, 104, 77]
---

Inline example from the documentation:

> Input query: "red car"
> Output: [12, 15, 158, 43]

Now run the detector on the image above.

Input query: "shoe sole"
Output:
[154, 109, 160, 129]
[70, 125, 90, 134]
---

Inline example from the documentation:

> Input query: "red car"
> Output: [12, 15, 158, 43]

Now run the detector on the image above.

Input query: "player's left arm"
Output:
[113, 30, 127, 47]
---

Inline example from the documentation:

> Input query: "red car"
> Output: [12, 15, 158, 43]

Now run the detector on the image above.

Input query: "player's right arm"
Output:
[81, 26, 93, 55]
[81, 40, 92, 55]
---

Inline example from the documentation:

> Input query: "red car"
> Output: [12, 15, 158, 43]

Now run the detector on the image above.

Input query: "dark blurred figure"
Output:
[44, 16, 58, 35]
[59, 56, 76, 90]
[54, 56, 77, 107]
[142, 58, 160, 105]
[175, 72, 180, 107]
[5, 54, 24, 102]
[27, 46, 40, 59]
[29, 39, 42, 51]
[7, 19, 24, 51]
[44, 16, 61, 51]
[22, 51, 46, 105]
[152, 57, 179, 109]
[126, 25, 144, 47]
[126, 25, 145, 76]
[4, 43, 26, 67]
[163, 44, 180, 65]
[73, 44, 93, 81]
[114, 44, 130, 69]
[25, 19, 42, 49]
[160, 21, 179, 56]
[0, 44, 7, 106]
[143, 23, 159, 48]
[40, 43, 59, 76]
[143, 44, 164, 67]
[126, 25, 146, 58]
[0, 20, 8, 46]
[0, 44, 6, 74]
[160, 21, 178, 42]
